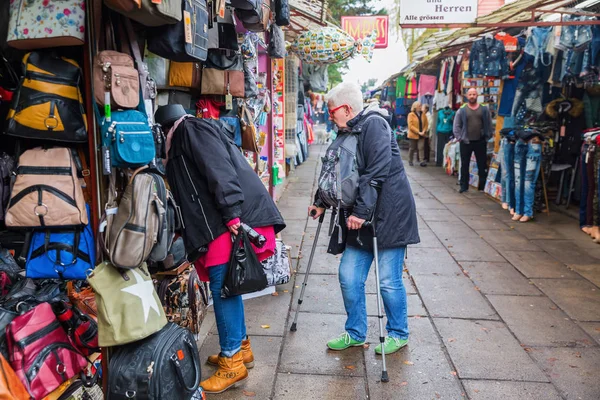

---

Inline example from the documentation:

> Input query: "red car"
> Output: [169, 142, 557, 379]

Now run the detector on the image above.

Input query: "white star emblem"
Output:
[121, 268, 162, 323]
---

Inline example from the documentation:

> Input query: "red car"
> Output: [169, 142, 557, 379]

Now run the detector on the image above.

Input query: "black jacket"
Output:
[318, 106, 420, 250]
[166, 118, 285, 261]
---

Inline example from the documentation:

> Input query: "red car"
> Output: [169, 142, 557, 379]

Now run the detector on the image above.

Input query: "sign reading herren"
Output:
[400, 0, 478, 26]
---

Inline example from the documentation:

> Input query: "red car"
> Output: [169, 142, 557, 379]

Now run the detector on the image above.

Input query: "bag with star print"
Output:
[87, 261, 167, 346]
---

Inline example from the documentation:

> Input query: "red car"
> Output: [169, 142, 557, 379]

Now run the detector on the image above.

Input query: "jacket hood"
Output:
[348, 103, 391, 133]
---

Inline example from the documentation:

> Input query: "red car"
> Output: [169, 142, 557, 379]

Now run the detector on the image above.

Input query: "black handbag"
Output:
[268, 24, 285, 58]
[235, 1, 270, 32]
[221, 230, 268, 298]
[147, 0, 209, 62]
[207, 6, 239, 50]
[229, 0, 258, 10]
[107, 322, 201, 400]
[205, 49, 244, 71]
[0, 306, 17, 359]
[274, 0, 290, 26]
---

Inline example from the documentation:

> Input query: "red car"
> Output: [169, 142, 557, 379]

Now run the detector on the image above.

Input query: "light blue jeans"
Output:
[339, 246, 408, 343]
[514, 141, 542, 217]
[209, 263, 247, 357]
[500, 139, 516, 210]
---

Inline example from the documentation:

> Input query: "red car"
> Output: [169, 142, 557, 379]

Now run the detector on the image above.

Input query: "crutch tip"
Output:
[290, 323, 297, 332]
[381, 371, 389, 382]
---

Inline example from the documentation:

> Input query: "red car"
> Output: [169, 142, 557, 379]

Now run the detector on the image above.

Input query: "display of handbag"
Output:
[239, 104, 259, 152]
[0, 307, 18, 360]
[0, 352, 30, 400]
[148, 178, 181, 263]
[156, 236, 187, 271]
[6, 302, 87, 399]
[53, 301, 99, 357]
[268, 24, 286, 59]
[5, 147, 89, 229]
[201, 50, 245, 97]
[157, 90, 194, 110]
[243, 58, 259, 98]
[169, 61, 203, 89]
[87, 261, 167, 346]
[219, 116, 242, 147]
[207, 6, 239, 51]
[66, 282, 98, 318]
[106, 322, 201, 400]
[5, 52, 88, 143]
[261, 239, 291, 286]
[145, 50, 171, 88]
[229, 0, 258, 10]
[235, 0, 270, 32]
[147, 0, 209, 62]
[54, 372, 104, 400]
[7, 0, 86, 50]
[25, 205, 95, 280]
[0, 247, 21, 298]
[221, 230, 268, 298]
[93, 50, 140, 109]
[157, 264, 209, 334]
[0, 52, 20, 128]
[0, 153, 15, 222]
[104, 0, 182, 27]
[274, 0, 290, 26]
[105, 170, 164, 270]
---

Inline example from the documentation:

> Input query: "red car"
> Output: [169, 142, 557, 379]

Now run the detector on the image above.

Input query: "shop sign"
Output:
[341, 15, 389, 49]
[399, 0, 478, 25]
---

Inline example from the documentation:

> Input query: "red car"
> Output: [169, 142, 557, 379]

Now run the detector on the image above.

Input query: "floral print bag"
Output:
[7, 0, 85, 50]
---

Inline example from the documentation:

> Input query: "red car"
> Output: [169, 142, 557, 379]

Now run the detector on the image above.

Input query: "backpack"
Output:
[5, 147, 88, 228]
[106, 169, 164, 269]
[148, 178, 181, 263]
[0, 153, 15, 221]
[317, 114, 387, 209]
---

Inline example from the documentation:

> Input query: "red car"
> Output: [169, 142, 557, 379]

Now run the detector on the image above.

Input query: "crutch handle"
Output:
[310, 209, 317, 217]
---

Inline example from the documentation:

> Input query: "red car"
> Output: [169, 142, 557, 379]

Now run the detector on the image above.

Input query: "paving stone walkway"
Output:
[199, 141, 600, 400]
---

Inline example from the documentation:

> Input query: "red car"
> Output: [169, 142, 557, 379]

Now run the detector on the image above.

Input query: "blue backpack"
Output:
[26, 205, 95, 280]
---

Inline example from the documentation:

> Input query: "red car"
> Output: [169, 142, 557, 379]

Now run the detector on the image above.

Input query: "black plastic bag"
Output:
[221, 231, 268, 298]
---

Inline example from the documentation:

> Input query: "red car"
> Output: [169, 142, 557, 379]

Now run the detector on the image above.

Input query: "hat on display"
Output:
[155, 104, 187, 127]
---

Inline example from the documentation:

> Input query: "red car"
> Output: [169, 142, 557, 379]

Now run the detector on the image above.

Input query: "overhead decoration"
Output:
[288, 27, 376, 65]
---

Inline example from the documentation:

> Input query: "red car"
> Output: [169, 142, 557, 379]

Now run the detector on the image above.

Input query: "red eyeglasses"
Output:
[330, 104, 349, 114]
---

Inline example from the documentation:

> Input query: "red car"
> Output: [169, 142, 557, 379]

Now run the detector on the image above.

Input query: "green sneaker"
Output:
[374, 337, 408, 355]
[327, 332, 365, 351]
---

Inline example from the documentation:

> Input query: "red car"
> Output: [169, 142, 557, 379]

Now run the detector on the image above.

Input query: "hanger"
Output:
[484, 33, 494, 40]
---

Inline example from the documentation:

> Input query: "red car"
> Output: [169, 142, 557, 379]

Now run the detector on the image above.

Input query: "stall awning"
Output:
[285, 0, 330, 41]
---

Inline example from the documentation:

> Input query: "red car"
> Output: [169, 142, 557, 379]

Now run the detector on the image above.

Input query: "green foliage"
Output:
[327, 60, 348, 88]
[360, 78, 378, 94]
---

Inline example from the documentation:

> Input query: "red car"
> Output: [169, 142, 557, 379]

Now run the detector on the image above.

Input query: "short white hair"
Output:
[325, 82, 364, 114]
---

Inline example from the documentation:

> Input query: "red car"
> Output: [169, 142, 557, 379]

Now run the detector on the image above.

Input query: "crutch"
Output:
[290, 209, 325, 332]
[363, 187, 389, 383]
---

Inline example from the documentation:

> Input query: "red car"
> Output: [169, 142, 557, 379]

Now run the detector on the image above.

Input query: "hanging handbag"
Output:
[0, 353, 30, 400]
[201, 51, 245, 97]
[274, 0, 290, 26]
[6, 302, 87, 399]
[147, 0, 209, 62]
[93, 50, 140, 110]
[25, 205, 95, 280]
[239, 105, 259, 152]
[0, 247, 21, 298]
[157, 90, 194, 110]
[243, 58, 259, 98]
[268, 24, 286, 59]
[104, 0, 182, 27]
[219, 116, 243, 147]
[207, 6, 239, 51]
[106, 322, 200, 400]
[235, 0, 270, 32]
[229, 0, 258, 10]
[5, 147, 88, 229]
[53, 301, 99, 357]
[66, 282, 98, 318]
[146, 51, 171, 88]
[5, 52, 88, 143]
[221, 230, 268, 298]
[55, 372, 104, 400]
[87, 262, 168, 347]
[7, 0, 85, 50]
[169, 61, 203, 89]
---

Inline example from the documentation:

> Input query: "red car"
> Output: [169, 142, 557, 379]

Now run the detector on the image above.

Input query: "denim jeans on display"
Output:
[501, 139, 516, 210]
[561, 50, 586, 81]
[590, 24, 600, 68]
[524, 27, 553, 68]
[339, 246, 408, 343]
[209, 263, 246, 357]
[559, 16, 593, 51]
[511, 67, 544, 122]
[580, 145, 590, 227]
[514, 140, 542, 217]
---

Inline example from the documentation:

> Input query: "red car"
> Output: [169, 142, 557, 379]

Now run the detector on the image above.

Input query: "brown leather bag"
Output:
[105, 168, 164, 270]
[5, 147, 88, 228]
[200, 51, 245, 97]
[104, 0, 182, 27]
[169, 61, 202, 89]
[0, 352, 29, 400]
[240, 105, 260, 152]
[93, 50, 140, 109]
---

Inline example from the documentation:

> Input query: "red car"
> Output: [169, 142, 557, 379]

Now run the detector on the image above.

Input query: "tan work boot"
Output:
[200, 351, 248, 394]
[207, 338, 255, 369]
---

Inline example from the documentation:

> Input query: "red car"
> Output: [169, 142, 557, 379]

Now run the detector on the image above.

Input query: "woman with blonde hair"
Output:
[407, 101, 428, 167]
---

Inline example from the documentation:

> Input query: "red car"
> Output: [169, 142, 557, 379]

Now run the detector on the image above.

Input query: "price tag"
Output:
[104, 92, 111, 122]
[102, 146, 111, 175]
[184, 10, 193, 44]
[218, 0, 226, 19]
[225, 94, 233, 110]
[151, 0, 162, 4]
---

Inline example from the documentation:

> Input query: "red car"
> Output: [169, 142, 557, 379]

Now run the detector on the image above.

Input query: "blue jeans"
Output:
[209, 264, 246, 357]
[559, 17, 593, 51]
[514, 141, 542, 217]
[338, 246, 408, 343]
[500, 139, 516, 210]
[524, 27, 553, 68]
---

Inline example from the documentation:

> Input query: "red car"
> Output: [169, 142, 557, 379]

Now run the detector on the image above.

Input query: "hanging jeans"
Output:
[209, 263, 246, 357]
[500, 139, 516, 210]
[514, 140, 542, 217]
[580, 145, 590, 228]
[339, 246, 409, 343]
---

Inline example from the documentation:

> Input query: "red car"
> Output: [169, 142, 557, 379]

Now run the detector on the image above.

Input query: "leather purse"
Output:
[87, 262, 168, 347]
[104, 0, 182, 27]
[93, 50, 140, 109]
[6, 302, 87, 399]
[0, 352, 30, 400]
[239, 105, 259, 152]
[201, 51, 245, 97]
[169, 61, 203, 89]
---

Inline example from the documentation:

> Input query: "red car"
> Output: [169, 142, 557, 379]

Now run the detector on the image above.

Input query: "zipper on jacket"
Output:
[182, 157, 214, 240]
[26, 342, 77, 383]
[17, 320, 61, 348]
[17, 166, 71, 176]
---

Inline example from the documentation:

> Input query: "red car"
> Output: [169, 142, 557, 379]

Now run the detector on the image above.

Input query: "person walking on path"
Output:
[308, 82, 420, 356]
[154, 105, 286, 394]
[423, 104, 434, 165]
[453, 88, 494, 193]
[407, 101, 428, 167]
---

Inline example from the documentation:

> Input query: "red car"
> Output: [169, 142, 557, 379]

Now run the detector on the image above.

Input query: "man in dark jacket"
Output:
[309, 82, 420, 356]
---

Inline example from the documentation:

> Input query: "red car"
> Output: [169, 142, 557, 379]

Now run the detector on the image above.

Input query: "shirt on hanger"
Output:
[418, 74, 437, 98]
[437, 108, 455, 134]
[495, 32, 518, 52]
